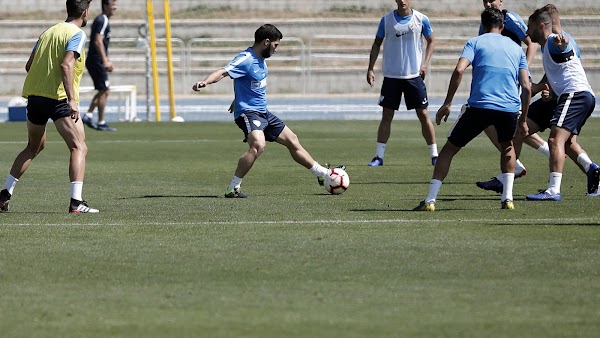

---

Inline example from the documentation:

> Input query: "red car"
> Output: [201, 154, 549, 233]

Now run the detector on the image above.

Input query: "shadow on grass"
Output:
[120, 195, 221, 199]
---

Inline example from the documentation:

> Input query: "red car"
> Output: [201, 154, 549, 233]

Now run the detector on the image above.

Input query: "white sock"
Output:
[85, 112, 93, 119]
[70, 181, 83, 201]
[99, 120, 106, 125]
[3, 174, 18, 195]
[425, 179, 443, 203]
[309, 162, 328, 177]
[228, 176, 243, 190]
[577, 153, 593, 173]
[498, 160, 525, 180]
[537, 142, 550, 158]
[428, 143, 438, 158]
[375, 142, 386, 159]
[500, 173, 515, 202]
[548, 172, 563, 195]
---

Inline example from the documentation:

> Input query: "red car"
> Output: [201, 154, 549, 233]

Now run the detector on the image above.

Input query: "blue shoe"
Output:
[526, 190, 562, 201]
[431, 156, 438, 166]
[476, 177, 503, 194]
[96, 123, 117, 131]
[82, 115, 97, 129]
[586, 163, 600, 194]
[368, 156, 383, 167]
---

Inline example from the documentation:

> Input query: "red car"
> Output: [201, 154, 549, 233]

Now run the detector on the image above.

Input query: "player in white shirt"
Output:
[366, 0, 438, 167]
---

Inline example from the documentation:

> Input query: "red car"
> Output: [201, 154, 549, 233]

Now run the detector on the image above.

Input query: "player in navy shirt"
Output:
[84, 0, 117, 131]
[413, 8, 531, 211]
[192, 24, 333, 198]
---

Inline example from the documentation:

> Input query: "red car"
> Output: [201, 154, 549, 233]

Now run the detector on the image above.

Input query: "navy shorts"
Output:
[448, 106, 519, 148]
[26, 95, 71, 125]
[234, 110, 286, 143]
[86, 59, 109, 91]
[379, 76, 428, 110]
[550, 91, 595, 135]
[527, 98, 558, 132]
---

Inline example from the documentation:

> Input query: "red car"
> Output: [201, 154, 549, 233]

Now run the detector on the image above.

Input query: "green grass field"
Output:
[1, 119, 599, 337]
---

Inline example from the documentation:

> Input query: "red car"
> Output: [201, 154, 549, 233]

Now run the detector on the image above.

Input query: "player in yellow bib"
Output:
[0, 0, 99, 214]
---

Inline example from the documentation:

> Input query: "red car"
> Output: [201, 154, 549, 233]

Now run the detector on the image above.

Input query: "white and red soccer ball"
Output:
[324, 168, 350, 195]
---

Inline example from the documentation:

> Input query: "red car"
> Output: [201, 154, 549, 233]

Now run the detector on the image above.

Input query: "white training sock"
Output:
[309, 162, 328, 177]
[71, 181, 83, 201]
[500, 173, 515, 202]
[537, 142, 550, 158]
[428, 143, 439, 158]
[425, 179, 443, 203]
[99, 120, 106, 125]
[3, 174, 18, 195]
[85, 112, 93, 119]
[228, 176, 243, 190]
[548, 172, 563, 195]
[375, 142, 386, 159]
[577, 153, 593, 173]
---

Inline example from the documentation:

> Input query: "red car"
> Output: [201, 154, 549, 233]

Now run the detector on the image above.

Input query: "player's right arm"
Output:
[437, 57, 470, 125]
[192, 68, 229, 91]
[94, 33, 113, 72]
[25, 41, 38, 72]
[367, 17, 385, 87]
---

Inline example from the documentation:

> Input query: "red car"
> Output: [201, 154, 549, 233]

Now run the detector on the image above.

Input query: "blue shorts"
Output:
[379, 76, 428, 111]
[550, 91, 595, 135]
[234, 110, 286, 143]
[527, 98, 558, 132]
[448, 106, 519, 148]
[86, 59, 109, 91]
[26, 95, 71, 125]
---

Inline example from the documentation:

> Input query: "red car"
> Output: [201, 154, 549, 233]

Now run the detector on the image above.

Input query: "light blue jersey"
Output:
[478, 10, 527, 45]
[224, 47, 268, 119]
[461, 33, 528, 112]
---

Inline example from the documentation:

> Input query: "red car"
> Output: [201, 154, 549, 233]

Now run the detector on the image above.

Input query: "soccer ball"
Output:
[324, 168, 350, 195]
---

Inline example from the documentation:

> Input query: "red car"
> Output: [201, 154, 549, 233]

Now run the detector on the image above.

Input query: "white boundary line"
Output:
[2, 218, 599, 227]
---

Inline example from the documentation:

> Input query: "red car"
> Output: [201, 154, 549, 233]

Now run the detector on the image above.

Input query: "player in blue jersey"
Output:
[366, 0, 438, 167]
[84, 0, 117, 131]
[413, 8, 531, 211]
[477, 0, 549, 179]
[192, 24, 332, 198]
[524, 8, 596, 201]
[475, 4, 600, 197]
[0, 0, 98, 214]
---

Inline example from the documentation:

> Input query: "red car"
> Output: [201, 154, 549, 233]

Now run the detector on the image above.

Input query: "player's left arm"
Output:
[518, 68, 531, 138]
[60, 51, 79, 121]
[551, 33, 570, 51]
[420, 16, 435, 79]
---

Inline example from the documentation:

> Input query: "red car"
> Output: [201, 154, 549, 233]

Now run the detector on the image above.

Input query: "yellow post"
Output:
[146, 0, 161, 122]
[163, 0, 177, 121]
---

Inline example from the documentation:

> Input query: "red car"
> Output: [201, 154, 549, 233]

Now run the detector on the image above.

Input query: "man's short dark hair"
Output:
[528, 8, 552, 26]
[102, 0, 109, 7]
[66, 0, 92, 18]
[481, 7, 504, 31]
[254, 24, 283, 43]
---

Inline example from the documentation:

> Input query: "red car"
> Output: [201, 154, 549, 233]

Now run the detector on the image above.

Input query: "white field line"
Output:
[2, 218, 598, 227]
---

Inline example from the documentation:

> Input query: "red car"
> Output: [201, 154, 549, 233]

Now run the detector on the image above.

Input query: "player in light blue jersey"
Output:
[476, 4, 600, 197]
[413, 8, 531, 211]
[366, 0, 438, 167]
[192, 24, 333, 198]
[477, 0, 546, 178]
[524, 8, 596, 201]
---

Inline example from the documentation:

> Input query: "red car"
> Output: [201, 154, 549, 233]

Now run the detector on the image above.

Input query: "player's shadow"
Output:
[120, 194, 220, 200]
[354, 181, 477, 185]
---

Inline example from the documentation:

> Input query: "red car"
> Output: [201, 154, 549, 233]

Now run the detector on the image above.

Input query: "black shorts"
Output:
[234, 110, 286, 143]
[527, 98, 558, 132]
[379, 77, 428, 111]
[86, 59, 109, 91]
[550, 91, 595, 135]
[448, 106, 519, 148]
[26, 96, 71, 125]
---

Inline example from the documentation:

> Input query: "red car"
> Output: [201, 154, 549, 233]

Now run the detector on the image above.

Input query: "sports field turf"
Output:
[1, 119, 599, 337]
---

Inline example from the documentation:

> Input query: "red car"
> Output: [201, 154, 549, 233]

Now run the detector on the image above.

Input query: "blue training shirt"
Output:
[376, 10, 433, 39]
[478, 10, 527, 45]
[461, 33, 528, 112]
[224, 47, 268, 119]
